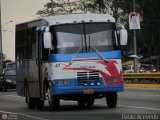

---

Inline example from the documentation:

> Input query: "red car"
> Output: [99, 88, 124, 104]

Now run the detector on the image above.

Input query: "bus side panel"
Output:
[26, 60, 40, 98]
[16, 60, 41, 98]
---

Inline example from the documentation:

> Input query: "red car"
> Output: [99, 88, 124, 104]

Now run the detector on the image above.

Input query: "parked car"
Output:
[123, 64, 134, 73]
[0, 62, 16, 91]
[5, 62, 16, 69]
[139, 64, 157, 73]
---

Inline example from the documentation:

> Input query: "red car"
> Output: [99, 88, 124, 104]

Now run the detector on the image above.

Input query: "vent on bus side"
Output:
[77, 71, 100, 86]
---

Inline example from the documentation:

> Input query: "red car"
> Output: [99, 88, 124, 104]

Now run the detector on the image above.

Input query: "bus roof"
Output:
[43, 13, 115, 26]
[16, 14, 115, 30]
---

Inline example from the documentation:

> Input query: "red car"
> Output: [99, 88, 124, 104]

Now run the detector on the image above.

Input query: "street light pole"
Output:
[133, 0, 138, 72]
[0, 0, 3, 69]
[0, 0, 13, 69]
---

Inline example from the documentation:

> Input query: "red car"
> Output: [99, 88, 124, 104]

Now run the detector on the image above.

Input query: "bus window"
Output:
[50, 23, 116, 54]
[85, 23, 116, 52]
[51, 24, 83, 54]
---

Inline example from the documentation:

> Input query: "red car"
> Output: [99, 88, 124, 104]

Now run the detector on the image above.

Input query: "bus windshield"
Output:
[51, 23, 117, 54]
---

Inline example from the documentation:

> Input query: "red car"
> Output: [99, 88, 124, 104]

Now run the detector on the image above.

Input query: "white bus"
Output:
[15, 14, 127, 110]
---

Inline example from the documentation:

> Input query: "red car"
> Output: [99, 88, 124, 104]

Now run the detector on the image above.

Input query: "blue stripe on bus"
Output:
[50, 79, 124, 95]
[50, 85, 124, 95]
[49, 50, 121, 62]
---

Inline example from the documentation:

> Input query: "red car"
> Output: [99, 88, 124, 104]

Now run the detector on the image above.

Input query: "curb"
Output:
[124, 83, 160, 88]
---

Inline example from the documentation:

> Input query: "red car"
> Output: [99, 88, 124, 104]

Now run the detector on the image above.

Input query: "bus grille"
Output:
[77, 71, 100, 86]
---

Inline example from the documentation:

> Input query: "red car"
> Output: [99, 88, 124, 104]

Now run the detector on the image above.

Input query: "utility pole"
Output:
[0, 0, 3, 69]
[51, 0, 54, 16]
[133, 0, 138, 72]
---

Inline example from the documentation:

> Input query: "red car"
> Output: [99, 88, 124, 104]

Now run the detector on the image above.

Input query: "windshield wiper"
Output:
[90, 45, 108, 63]
[68, 35, 84, 65]
[88, 35, 108, 63]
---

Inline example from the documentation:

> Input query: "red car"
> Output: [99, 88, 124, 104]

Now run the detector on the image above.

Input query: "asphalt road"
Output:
[0, 88, 160, 120]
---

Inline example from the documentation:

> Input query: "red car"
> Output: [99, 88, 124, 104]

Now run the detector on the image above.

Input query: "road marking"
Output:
[94, 103, 160, 111]
[1, 95, 160, 113]
[63, 100, 160, 111]
[0, 110, 48, 120]
[118, 105, 160, 111]
[1, 95, 22, 98]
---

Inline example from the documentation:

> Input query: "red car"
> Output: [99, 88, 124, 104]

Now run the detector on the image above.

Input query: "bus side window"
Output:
[51, 32, 58, 53]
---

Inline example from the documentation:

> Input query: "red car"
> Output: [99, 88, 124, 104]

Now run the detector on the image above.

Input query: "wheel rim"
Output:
[47, 89, 52, 105]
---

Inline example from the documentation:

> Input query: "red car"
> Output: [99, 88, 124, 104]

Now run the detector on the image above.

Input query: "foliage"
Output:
[0, 53, 6, 61]
[0, 53, 8, 68]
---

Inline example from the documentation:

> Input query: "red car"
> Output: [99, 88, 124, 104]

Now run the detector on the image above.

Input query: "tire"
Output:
[51, 96, 60, 110]
[36, 99, 44, 110]
[47, 89, 60, 110]
[86, 98, 94, 108]
[106, 92, 117, 108]
[2, 81, 7, 92]
[78, 99, 86, 108]
[78, 98, 94, 108]
[28, 97, 36, 109]
[24, 82, 36, 109]
[43, 80, 49, 100]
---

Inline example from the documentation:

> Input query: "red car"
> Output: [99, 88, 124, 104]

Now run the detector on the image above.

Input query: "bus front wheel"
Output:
[105, 92, 117, 108]
[47, 89, 60, 110]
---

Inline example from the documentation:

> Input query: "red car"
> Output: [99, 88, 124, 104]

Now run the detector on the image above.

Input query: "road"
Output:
[0, 88, 160, 120]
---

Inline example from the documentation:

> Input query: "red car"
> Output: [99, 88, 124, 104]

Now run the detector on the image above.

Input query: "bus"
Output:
[15, 14, 127, 110]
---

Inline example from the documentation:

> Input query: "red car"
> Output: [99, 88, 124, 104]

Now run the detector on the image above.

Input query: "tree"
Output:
[0, 53, 6, 61]
[0, 53, 13, 68]
[36, 0, 81, 16]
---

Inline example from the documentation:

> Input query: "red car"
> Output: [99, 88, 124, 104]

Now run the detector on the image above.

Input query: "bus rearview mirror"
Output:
[43, 32, 53, 49]
[120, 29, 128, 46]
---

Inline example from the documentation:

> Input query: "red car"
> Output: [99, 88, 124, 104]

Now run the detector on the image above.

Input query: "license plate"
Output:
[83, 89, 94, 94]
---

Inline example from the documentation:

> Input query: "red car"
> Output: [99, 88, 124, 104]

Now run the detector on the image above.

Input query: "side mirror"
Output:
[120, 29, 128, 45]
[43, 32, 53, 49]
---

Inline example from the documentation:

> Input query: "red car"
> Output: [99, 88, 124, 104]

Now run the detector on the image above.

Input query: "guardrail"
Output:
[123, 73, 160, 79]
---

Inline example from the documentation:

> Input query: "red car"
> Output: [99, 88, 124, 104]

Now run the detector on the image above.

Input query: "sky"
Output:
[1, 0, 48, 60]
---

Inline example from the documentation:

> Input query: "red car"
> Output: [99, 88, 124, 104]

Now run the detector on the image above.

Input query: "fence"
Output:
[123, 73, 160, 84]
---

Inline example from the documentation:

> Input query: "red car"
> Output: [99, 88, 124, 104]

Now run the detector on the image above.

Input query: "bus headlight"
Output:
[108, 77, 119, 82]
[57, 80, 70, 85]
[6, 79, 13, 83]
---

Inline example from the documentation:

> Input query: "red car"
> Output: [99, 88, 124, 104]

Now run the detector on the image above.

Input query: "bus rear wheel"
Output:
[78, 98, 94, 108]
[105, 92, 117, 108]
[27, 98, 36, 109]
[86, 98, 94, 108]
[25, 82, 36, 109]
[36, 99, 44, 109]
